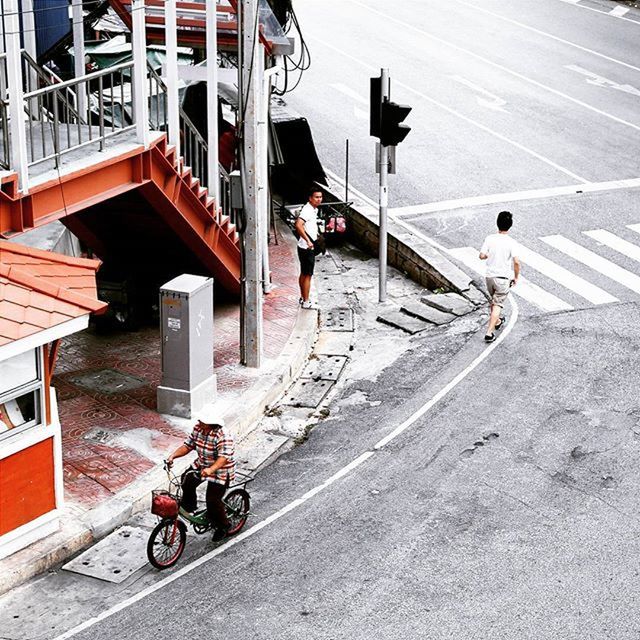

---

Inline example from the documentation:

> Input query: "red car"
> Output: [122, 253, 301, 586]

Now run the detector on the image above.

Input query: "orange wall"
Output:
[0, 438, 56, 535]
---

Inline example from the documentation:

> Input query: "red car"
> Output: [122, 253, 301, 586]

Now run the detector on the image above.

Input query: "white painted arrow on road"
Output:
[450, 75, 509, 112]
[565, 64, 640, 97]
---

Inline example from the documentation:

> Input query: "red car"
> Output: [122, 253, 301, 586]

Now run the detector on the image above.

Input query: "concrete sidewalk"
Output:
[0, 221, 318, 595]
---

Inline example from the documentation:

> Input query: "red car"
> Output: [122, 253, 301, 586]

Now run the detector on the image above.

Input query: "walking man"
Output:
[296, 187, 323, 310]
[479, 210, 520, 343]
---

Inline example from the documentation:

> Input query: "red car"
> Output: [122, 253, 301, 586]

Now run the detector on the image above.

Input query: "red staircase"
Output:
[0, 135, 241, 294]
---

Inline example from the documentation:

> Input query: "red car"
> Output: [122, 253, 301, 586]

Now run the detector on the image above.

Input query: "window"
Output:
[0, 349, 43, 440]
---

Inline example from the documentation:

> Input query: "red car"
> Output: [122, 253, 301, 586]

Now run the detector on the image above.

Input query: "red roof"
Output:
[0, 241, 107, 346]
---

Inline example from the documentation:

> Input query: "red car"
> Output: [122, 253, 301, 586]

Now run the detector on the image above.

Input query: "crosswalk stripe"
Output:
[584, 229, 640, 263]
[541, 235, 640, 294]
[513, 241, 617, 305]
[626, 223, 640, 237]
[449, 247, 573, 312]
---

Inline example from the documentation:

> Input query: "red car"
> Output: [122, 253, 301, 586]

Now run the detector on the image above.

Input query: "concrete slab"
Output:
[400, 301, 455, 325]
[281, 378, 335, 408]
[62, 526, 148, 584]
[236, 430, 291, 473]
[301, 355, 348, 381]
[376, 311, 431, 334]
[420, 292, 476, 316]
[322, 307, 355, 332]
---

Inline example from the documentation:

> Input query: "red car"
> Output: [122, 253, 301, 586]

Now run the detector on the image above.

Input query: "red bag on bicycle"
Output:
[151, 490, 179, 518]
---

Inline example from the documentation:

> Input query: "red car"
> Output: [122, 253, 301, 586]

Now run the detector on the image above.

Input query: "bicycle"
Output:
[146, 461, 252, 569]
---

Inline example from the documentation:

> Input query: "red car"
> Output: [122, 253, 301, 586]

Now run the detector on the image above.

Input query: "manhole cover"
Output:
[69, 368, 148, 394]
[62, 526, 148, 583]
[323, 307, 354, 332]
[301, 355, 348, 381]
[281, 378, 335, 408]
[84, 428, 116, 445]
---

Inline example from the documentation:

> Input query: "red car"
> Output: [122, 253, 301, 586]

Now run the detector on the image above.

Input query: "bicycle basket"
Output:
[151, 490, 179, 518]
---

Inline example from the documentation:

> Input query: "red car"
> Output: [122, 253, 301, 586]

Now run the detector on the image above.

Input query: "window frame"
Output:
[0, 348, 45, 443]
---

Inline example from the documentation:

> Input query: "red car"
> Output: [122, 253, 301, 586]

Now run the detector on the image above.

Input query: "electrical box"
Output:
[157, 274, 216, 418]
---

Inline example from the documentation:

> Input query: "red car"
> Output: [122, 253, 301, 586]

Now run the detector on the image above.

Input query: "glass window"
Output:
[0, 351, 38, 395]
[0, 389, 39, 432]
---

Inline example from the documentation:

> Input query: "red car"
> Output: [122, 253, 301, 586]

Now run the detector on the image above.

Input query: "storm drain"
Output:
[323, 307, 354, 332]
[62, 526, 148, 583]
[282, 355, 349, 408]
[69, 368, 147, 394]
[281, 378, 335, 408]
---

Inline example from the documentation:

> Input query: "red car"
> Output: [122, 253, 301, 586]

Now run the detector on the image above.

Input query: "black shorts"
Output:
[297, 247, 315, 276]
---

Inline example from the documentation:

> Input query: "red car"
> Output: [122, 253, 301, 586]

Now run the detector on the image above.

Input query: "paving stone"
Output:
[420, 292, 476, 316]
[400, 301, 455, 325]
[376, 311, 432, 334]
[322, 307, 355, 331]
[69, 368, 148, 394]
[300, 355, 348, 381]
[462, 284, 489, 306]
[281, 378, 335, 408]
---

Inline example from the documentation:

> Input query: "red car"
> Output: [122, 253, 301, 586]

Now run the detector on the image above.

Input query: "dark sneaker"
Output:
[211, 527, 229, 542]
[484, 333, 496, 343]
[495, 316, 505, 331]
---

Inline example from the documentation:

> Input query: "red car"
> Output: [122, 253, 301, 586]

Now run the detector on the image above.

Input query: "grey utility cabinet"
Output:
[156, 274, 216, 418]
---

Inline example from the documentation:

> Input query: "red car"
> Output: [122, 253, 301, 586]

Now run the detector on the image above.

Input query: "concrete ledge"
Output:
[320, 174, 473, 295]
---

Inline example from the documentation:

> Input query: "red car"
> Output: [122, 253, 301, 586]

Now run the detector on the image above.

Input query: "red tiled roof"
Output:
[0, 241, 108, 347]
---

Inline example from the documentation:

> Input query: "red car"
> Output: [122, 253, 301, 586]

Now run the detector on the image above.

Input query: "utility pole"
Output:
[206, 0, 220, 204]
[239, 0, 263, 367]
[132, 0, 150, 148]
[165, 0, 180, 158]
[71, 0, 87, 119]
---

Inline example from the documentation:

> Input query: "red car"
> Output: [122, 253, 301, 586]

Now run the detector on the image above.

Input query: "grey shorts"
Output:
[486, 277, 510, 308]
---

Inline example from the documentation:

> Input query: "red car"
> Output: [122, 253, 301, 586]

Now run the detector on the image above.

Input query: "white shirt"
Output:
[296, 202, 318, 250]
[480, 233, 518, 278]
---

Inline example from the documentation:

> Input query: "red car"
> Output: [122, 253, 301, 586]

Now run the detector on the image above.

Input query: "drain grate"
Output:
[281, 378, 334, 408]
[69, 368, 147, 394]
[301, 355, 348, 381]
[323, 307, 354, 332]
[62, 526, 148, 583]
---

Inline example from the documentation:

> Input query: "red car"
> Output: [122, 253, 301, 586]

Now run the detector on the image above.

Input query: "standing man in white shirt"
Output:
[479, 210, 520, 343]
[295, 187, 323, 310]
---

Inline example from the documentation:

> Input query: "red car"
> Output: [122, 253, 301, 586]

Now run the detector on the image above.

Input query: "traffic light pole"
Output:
[378, 68, 390, 303]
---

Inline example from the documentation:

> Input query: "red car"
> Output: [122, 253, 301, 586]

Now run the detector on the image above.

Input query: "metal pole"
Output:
[345, 139, 349, 204]
[5, 0, 28, 192]
[165, 0, 180, 158]
[71, 0, 87, 119]
[240, 0, 263, 367]
[132, 0, 149, 148]
[206, 0, 219, 201]
[379, 68, 389, 303]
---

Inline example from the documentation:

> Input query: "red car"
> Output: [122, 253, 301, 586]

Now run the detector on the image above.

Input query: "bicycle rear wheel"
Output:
[225, 489, 250, 535]
[147, 518, 187, 569]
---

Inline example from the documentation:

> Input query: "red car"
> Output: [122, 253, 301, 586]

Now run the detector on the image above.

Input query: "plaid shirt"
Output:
[184, 424, 235, 485]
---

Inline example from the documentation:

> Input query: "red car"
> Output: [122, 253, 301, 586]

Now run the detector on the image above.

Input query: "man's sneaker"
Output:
[301, 300, 319, 310]
[495, 316, 505, 331]
[298, 297, 303, 305]
[484, 333, 496, 343]
[211, 526, 229, 542]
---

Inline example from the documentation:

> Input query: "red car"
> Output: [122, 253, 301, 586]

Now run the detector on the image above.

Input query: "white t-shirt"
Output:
[480, 233, 518, 278]
[296, 202, 318, 250]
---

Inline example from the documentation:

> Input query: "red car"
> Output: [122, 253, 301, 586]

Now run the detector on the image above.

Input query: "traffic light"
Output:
[370, 75, 385, 138]
[380, 100, 411, 147]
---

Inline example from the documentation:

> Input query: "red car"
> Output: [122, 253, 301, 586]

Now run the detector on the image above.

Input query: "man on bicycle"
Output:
[166, 406, 235, 541]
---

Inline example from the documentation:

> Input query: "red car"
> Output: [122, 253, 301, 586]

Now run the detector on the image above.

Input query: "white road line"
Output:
[627, 223, 640, 236]
[448, 246, 573, 312]
[514, 241, 618, 304]
[347, 0, 640, 133]
[330, 82, 368, 105]
[455, 0, 640, 72]
[310, 34, 589, 184]
[611, 5, 631, 17]
[584, 228, 640, 263]
[390, 178, 640, 217]
[541, 235, 640, 294]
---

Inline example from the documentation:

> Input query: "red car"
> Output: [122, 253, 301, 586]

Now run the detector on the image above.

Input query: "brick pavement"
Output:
[55, 227, 300, 509]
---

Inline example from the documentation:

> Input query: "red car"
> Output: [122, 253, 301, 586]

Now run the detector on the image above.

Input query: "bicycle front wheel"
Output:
[147, 518, 187, 569]
[225, 489, 250, 535]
